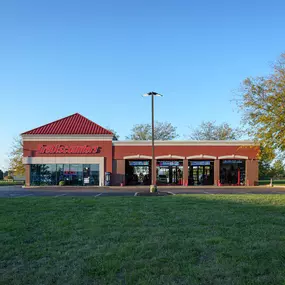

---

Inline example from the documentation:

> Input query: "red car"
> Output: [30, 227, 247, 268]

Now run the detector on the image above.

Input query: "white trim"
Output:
[123, 155, 152, 160]
[22, 156, 104, 164]
[22, 134, 113, 141]
[22, 137, 257, 146]
[187, 154, 217, 159]
[155, 154, 185, 159]
[113, 140, 257, 146]
[22, 156, 105, 186]
[218, 155, 248, 159]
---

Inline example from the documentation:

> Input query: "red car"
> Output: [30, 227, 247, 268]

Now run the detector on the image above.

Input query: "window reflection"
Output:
[30, 164, 100, 186]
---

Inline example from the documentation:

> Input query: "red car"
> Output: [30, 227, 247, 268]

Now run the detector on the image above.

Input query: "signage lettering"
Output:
[191, 161, 211, 166]
[222, 160, 243, 164]
[129, 161, 149, 166]
[38, 144, 99, 154]
[159, 161, 181, 167]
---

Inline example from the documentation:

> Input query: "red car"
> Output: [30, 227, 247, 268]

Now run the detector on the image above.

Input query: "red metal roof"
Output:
[22, 113, 113, 135]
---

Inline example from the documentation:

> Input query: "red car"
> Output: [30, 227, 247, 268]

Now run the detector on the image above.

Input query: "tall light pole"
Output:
[143, 91, 163, 191]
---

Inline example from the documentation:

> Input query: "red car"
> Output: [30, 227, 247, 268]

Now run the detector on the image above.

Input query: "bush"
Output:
[4, 176, 13, 181]
[59, 181, 65, 186]
[0, 181, 24, 186]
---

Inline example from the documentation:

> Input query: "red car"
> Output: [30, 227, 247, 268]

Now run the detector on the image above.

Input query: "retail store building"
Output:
[22, 113, 259, 187]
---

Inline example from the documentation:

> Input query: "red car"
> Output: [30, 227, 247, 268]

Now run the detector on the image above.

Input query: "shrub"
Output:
[4, 176, 13, 181]
[59, 181, 65, 186]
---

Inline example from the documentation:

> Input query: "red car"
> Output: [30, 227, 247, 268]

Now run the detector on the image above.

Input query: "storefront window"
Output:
[125, 160, 150, 185]
[30, 164, 57, 185]
[42, 164, 57, 185]
[69, 164, 83, 185]
[63, 164, 70, 185]
[30, 164, 100, 186]
[188, 161, 214, 185]
[220, 160, 246, 185]
[31, 164, 41, 186]
[90, 164, 99, 185]
[83, 164, 91, 185]
[156, 160, 183, 185]
[57, 164, 64, 184]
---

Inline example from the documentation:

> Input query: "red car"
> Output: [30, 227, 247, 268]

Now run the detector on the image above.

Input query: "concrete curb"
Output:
[23, 185, 275, 190]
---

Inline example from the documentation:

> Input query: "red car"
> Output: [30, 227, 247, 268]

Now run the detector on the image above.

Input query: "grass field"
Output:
[258, 179, 285, 186]
[1, 195, 285, 285]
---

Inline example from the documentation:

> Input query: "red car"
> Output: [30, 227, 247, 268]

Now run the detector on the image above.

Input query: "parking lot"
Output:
[0, 186, 136, 197]
[1, 185, 285, 198]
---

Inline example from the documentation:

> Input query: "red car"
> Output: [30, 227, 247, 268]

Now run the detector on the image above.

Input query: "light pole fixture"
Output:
[143, 91, 163, 192]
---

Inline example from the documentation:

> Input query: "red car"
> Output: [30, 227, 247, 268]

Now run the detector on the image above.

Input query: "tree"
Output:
[258, 145, 275, 178]
[127, 121, 178, 140]
[106, 127, 120, 141]
[236, 52, 285, 154]
[0, 170, 3, 180]
[188, 121, 241, 140]
[9, 137, 25, 176]
[270, 160, 285, 178]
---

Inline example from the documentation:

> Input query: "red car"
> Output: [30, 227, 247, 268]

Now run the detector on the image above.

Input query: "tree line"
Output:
[3, 52, 285, 180]
[108, 120, 240, 141]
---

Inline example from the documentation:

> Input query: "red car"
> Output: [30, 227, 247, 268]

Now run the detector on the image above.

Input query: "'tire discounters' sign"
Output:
[38, 144, 99, 154]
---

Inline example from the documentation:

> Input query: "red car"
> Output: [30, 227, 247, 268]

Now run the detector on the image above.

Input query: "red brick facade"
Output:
[21, 113, 259, 187]
[23, 140, 113, 173]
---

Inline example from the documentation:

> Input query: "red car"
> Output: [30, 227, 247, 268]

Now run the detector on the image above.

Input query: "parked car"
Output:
[157, 174, 168, 184]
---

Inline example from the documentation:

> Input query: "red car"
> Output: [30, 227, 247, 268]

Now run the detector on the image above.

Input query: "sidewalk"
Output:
[22, 185, 280, 193]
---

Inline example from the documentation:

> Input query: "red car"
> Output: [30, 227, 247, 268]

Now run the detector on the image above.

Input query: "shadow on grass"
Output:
[1, 195, 285, 285]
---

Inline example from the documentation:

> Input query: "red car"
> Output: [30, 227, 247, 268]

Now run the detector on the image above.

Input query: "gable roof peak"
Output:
[22, 113, 113, 135]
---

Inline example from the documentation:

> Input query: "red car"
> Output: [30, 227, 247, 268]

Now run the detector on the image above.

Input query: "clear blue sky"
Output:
[0, 0, 284, 170]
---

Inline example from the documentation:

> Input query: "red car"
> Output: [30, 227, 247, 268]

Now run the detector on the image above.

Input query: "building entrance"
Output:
[188, 161, 214, 185]
[125, 160, 151, 185]
[156, 160, 183, 185]
[220, 160, 245, 185]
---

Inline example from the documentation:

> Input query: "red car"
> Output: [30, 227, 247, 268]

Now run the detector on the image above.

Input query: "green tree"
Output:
[189, 121, 241, 140]
[127, 121, 178, 140]
[258, 145, 275, 178]
[237, 52, 285, 154]
[270, 160, 285, 178]
[0, 170, 3, 180]
[9, 137, 25, 176]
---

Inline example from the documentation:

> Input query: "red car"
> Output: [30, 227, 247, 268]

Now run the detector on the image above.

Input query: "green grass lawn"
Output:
[1, 195, 285, 285]
[259, 179, 285, 186]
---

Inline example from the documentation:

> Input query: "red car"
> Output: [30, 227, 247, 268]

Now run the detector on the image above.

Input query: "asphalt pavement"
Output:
[1, 185, 285, 198]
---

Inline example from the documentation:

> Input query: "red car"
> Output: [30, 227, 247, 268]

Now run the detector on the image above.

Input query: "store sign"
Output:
[222, 160, 243, 164]
[129, 161, 149, 166]
[159, 161, 180, 167]
[191, 161, 211, 166]
[38, 144, 99, 154]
